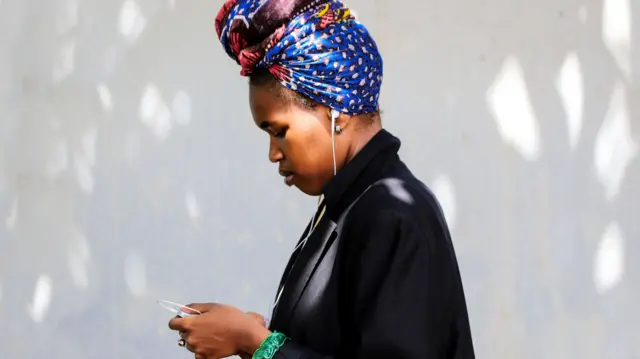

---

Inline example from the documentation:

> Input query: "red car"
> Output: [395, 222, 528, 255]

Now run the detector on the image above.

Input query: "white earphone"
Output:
[330, 109, 341, 175]
[331, 109, 341, 133]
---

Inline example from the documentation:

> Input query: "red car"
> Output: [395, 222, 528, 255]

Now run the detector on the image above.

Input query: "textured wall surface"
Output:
[0, 0, 638, 358]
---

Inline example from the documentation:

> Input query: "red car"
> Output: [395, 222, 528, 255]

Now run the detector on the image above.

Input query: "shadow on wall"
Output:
[0, 0, 638, 358]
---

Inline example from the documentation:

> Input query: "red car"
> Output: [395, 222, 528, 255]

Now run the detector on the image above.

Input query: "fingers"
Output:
[172, 322, 196, 355]
[168, 316, 193, 331]
[168, 317, 182, 331]
[184, 337, 204, 357]
[179, 332, 196, 354]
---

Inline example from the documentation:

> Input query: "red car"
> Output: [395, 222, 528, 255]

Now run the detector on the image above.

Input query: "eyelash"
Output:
[273, 129, 287, 138]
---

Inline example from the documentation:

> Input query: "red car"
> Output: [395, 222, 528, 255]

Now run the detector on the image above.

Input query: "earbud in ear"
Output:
[330, 109, 342, 134]
[330, 109, 340, 120]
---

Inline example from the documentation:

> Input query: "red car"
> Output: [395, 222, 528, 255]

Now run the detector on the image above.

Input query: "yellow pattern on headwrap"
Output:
[316, 3, 330, 17]
[339, 9, 351, 21]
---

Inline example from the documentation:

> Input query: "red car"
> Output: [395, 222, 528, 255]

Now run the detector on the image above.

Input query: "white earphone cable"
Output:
[330, 109, 338, 176]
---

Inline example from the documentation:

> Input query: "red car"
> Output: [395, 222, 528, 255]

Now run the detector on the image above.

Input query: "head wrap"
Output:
[215, 0, 383, 115]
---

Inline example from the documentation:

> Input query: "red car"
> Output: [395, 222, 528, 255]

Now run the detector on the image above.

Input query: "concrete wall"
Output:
[0, 0, 638, 358]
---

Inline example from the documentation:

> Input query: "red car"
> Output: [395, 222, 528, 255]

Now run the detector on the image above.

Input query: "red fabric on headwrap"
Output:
[215, 0, 239, 39]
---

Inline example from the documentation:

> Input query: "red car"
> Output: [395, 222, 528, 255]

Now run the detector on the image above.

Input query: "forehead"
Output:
[250, 83, 283, 107]
[249, 85, 291, 125]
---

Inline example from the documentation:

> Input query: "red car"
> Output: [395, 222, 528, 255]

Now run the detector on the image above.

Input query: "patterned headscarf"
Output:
[215, 0, 383, 115]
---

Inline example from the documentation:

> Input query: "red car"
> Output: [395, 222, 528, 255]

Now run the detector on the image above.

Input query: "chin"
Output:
[295, 184, 322, 197]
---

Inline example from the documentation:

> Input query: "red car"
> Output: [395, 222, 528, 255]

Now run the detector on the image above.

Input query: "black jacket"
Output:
[268, 129, 475, 358]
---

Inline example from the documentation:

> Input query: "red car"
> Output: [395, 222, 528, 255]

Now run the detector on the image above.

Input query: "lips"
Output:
[279, 169, 295, 186]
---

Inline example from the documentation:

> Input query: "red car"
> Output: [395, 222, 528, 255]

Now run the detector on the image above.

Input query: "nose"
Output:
[268, 136, 284, 163]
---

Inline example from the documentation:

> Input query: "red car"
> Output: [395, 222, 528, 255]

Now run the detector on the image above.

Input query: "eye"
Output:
[273, 128, 287, 138]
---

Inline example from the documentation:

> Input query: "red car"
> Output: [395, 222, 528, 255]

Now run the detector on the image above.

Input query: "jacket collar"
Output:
[322, 129, 401, 221]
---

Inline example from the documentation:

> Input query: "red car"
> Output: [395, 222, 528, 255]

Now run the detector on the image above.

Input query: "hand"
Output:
[168, 303, 271, 359]
[246, 312, 266, 327]
[239, 312, 266, 359]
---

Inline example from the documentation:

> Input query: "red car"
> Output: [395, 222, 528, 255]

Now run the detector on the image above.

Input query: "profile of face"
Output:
[249, 83, 349, 196]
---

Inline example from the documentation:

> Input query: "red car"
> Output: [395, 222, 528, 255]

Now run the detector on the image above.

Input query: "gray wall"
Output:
[1, 0, 638, 358]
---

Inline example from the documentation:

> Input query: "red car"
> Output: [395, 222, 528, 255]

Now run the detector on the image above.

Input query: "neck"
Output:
[344, 123, 382, 164]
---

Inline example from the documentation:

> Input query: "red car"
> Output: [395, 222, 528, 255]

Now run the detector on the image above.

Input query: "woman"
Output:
[168, 0, 475, 358]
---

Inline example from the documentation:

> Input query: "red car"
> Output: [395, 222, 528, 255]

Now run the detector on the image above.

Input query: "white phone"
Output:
[157, 300, 201, 317]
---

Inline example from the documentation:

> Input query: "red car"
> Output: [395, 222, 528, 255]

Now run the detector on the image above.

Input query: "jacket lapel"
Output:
[270, 218, 337, 331]
[271, 200, 326, 303]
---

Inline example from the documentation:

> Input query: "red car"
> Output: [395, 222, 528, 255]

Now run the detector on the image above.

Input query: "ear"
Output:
[329, 109, 352, 131]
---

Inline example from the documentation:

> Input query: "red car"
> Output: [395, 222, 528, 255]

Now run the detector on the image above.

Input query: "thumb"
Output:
[184, 302, 214, 314]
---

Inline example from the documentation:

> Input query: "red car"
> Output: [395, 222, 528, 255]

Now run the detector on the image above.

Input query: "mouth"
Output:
[279, 169, 296, 186]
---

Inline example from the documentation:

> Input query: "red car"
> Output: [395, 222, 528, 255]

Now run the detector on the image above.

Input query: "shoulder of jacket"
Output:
[348, 176, 445, 226]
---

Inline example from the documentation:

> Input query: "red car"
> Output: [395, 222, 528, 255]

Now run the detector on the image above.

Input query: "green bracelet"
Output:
[252, 331, 288, 359]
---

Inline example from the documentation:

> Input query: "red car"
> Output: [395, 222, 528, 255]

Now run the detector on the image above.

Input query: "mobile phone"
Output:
[157, 300, 201, 317]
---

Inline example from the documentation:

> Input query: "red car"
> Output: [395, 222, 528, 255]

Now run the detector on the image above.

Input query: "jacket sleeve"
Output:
[271, 208, 464, 359]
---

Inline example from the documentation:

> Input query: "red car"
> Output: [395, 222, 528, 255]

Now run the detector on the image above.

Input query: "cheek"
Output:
[287, 120, 332, 172]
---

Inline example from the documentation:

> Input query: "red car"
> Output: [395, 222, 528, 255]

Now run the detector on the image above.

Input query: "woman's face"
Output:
[249, 84, 343, 196]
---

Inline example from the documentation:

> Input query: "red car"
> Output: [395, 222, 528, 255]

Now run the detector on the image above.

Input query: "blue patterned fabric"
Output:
[215, 0, 383, 115]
